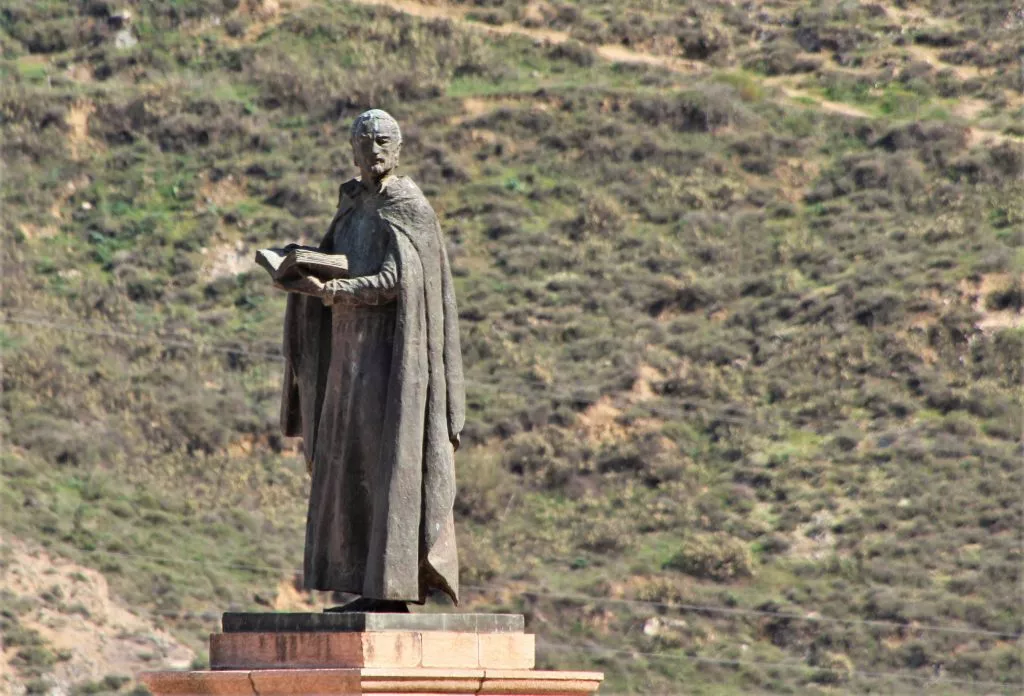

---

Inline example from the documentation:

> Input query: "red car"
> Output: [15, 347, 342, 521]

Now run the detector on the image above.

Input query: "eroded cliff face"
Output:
[1, 535, 194, 695]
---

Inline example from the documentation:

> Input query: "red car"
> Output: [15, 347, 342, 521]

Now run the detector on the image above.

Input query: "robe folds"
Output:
[279, 176, 465, 604]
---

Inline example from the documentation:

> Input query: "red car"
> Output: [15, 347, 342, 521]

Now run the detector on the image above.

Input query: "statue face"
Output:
[351, 118, 402, 182]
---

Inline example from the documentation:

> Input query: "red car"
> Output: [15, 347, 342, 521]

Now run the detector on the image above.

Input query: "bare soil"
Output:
[0, 535, 194, 694]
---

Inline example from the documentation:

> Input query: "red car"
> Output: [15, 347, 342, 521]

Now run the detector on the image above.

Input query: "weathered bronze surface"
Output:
[273, 110, 464, 606]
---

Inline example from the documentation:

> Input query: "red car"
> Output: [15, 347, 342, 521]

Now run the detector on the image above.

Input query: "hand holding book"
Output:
[274, 273, 325, 298]
[256, 246, 349, 298]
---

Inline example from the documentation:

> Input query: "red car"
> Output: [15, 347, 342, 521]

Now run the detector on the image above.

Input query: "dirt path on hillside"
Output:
[346, 0, 887, 123]
[777, 85, 872, 118]
[348, 0, 706, 74]
[347, 0, 1024, 142]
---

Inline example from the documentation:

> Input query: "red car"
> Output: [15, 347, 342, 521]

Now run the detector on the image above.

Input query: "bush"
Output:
[224, 18, 248, 38]
[630, 84, 753, 133]
[985, 280, 1024, 312]
[458, 534, 503, 585]
[263, 178, 327, 218]
[25, 680, 51, 695]
[547, 40, 595, 67]
[663, 532, 755, 581]
[871, 122, 967, 169]
[575, 515, 631, 553]
[74, 673, 132, 694]
[806, 153, 925, 205]
[454, 450, 515, 524]
[2, 1, 1022, 690]
[741, 39, 819, 75]
[14, 645, 58, 668]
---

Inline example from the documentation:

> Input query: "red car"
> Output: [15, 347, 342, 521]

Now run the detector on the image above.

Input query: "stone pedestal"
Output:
[140, 613, 603, 695]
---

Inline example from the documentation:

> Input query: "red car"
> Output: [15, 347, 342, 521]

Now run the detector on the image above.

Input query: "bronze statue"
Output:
[272, 109, 464, 612]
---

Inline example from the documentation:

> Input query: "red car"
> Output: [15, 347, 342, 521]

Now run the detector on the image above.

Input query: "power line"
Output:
[2, 311, 753, 424]
[127, 608, 1021, 690]
[86, 548, 289, 575]
[1, 311, 1019, 642]
[130, 605, 1021, 689]
[3, 314, 1020, 648]
[536, 640, 1021, 691]
[3, 313, 284, 361]
[464, 586, 1022, 640]
[43, 548, 1019, 640]
[70, 592, 1022, 694]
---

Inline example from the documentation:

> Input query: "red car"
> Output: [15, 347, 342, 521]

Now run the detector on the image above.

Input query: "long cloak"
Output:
[279, 176, 464, 604]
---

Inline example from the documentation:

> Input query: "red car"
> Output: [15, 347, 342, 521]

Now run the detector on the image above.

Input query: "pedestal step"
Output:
[141, 667, 604, 695]
[139, 613, 604, 694]
[222, 612, 524, 634]
[210, 631, 535, 670]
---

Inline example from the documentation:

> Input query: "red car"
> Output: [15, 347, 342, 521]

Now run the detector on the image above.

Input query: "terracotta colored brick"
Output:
[141, 668, 603, 695]
[140, 670, 259, 695]
[360, 672, 485, 693]
[478, 634, 535, 670]
[478, 676, 603, 695]
[250, 669, 362, 694]
[419, 632, 480, 668]
[480, 669, 604, 695]
[210, 632, 421, 669]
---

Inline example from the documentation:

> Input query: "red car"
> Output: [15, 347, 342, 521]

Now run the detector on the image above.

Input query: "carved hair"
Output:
[350, 109, 402, 145]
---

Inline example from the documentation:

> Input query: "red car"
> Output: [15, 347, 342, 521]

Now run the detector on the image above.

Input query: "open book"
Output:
[255, 246, 349, 282]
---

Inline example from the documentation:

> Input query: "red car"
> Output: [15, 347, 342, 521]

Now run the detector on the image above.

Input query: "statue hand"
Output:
[274, 273, 325, 298]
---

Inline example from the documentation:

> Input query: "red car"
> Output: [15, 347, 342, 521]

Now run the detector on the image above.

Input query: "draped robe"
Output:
[279, 175, 464, 604]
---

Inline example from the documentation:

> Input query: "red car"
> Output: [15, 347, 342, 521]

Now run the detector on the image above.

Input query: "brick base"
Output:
[140, 667, 604, 695]
[142, 613, 602, 694]
[210, 631, 536, 670]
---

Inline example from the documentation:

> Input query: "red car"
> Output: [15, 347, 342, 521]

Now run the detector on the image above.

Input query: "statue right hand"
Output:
[274, 274, 325, 298]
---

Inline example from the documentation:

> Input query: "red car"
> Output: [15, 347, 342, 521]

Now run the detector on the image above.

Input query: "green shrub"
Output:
[25, 680, 51, 695]
[663, 532, 755, 582]
[15, 645, 58, 668]
[454, 449, 516, 524]
[985, 280, 1024, 312]
[2, 0, 1022, 691]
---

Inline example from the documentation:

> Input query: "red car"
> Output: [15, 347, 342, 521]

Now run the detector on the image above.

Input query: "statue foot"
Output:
[325, 597, 410, 613]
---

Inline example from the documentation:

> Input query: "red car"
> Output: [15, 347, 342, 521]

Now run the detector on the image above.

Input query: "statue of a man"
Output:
[275, 109, 464, 612]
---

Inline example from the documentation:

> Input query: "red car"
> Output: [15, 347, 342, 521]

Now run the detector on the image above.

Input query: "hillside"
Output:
[1, 533, 193, 696]
[1, 0, 1022, 693]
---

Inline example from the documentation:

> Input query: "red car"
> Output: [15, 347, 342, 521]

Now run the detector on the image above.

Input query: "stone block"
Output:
[210, 630, 536, 670]
[222, 612, 524, 634]
[479, 633, 536, 669]
[210, 631, 421, 669]
[420, 631, 479, 668]
[249, 670, 362, 694]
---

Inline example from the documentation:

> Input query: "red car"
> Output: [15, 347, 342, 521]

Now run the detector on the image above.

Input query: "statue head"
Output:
[350, 109, 402, 185]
